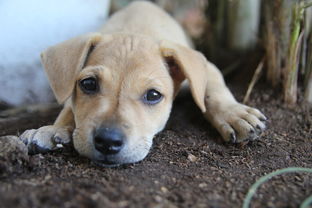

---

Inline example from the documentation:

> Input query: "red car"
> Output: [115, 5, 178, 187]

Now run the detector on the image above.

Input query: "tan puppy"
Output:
[20, 1, 266, 166]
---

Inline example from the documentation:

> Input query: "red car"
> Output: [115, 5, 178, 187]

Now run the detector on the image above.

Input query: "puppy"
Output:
[20, 1, 267, 166]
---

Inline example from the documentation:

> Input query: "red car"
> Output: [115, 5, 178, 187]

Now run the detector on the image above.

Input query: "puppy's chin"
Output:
[91, 142, 152, 167]
[90, 154, 147, 168]
[92, 160, 122, 168]
[91, 156, 141, 168]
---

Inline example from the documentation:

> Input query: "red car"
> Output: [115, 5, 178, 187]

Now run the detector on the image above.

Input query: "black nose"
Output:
[94, 127, 125, 155]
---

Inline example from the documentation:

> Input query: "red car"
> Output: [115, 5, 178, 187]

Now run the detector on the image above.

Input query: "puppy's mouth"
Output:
[92, 152, 138, 167]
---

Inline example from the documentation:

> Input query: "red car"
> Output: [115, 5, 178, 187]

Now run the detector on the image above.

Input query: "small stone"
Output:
[161, 186, 168, 193]
[118, 201, 129, 207]
[154, 195, 163, 203]
[198, 183, 207, 188]
[187, 154, 197, 162]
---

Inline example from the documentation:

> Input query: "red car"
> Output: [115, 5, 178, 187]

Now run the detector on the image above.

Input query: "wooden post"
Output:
[283, 2, 303, 105]
[263, 0, 294, 87]
[204, 0, 261, 69]
[304, 6, 312, 103]
[263, 0, 312, 105]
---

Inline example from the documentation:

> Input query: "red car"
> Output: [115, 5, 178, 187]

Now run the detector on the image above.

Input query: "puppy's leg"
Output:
[20, 104, 74, 154]
[161, 41, 267, 143]
[203, 62, 267, 143]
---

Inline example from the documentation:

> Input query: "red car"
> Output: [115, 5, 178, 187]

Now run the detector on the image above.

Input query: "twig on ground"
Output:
[243, 58, 265, 104]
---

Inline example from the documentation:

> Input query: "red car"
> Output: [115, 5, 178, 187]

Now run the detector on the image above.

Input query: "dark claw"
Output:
[230, 133, 237, 143]
[249, 128, 259, 141]
[250, 134, 259, 141]
[259, 116, 267, 122]
[255, 125, 263, 134]
[20, 138, 28, 145]
[249, 128, 255, 134]
[54, 136, 63, 144]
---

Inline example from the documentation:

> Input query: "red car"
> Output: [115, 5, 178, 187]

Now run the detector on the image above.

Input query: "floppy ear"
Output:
[160, 41, 210, 112]
[41, 33, 104, 103]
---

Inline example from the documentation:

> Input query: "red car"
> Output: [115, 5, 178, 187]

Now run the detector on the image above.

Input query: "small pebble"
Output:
[161, 186, 168, 193]
[154, 195, 163, 203]
[187, 153, 197, 162]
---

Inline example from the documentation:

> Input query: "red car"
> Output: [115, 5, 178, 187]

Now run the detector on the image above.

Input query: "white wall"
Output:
[0, 0, 110, 105]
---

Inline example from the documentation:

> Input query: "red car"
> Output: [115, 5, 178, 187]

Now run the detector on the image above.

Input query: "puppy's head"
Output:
[41, 33, 208, 166]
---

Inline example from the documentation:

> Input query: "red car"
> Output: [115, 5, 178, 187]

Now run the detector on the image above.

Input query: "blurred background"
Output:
[0, 0, 111, 106]
[0, 0, 311, 108]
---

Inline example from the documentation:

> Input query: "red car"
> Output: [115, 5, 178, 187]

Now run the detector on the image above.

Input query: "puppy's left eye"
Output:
[79, 77, 98, 94]
[142, 89, 163, 105]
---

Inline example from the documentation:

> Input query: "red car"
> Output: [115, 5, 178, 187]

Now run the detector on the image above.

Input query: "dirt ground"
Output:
[0, 74, 311, 208]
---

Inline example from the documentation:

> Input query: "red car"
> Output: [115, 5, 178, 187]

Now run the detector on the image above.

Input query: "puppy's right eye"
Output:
[79, 77, 98, 94]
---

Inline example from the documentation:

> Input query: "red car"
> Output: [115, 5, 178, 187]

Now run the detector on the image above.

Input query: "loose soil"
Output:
[0, 75, 311, 208]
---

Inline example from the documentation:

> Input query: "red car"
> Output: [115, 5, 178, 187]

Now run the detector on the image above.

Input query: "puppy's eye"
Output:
[79, 77, 98, 94]
[142, 89, 163, 105]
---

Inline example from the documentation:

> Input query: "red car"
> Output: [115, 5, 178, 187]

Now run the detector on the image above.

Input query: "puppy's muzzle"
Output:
[94, 127, 125, 155]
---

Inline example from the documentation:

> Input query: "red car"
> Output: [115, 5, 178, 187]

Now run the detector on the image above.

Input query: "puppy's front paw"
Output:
[19, 125, 72, 154]
[206, 103, 267, 143]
